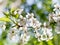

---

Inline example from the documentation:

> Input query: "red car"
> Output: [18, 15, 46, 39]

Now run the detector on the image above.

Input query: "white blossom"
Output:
[49, 4, 60, 34]
[20, 33, 30, 44]
[1, 6, 60, 44]
[7, 27, 19, 43]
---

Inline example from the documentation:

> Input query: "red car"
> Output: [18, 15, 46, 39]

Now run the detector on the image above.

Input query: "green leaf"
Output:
[15, 14, 19, 18]
[0, 17, 11, 22]
[3, 12, 9, 18]
[1, 31, 7, 40]
[6, 22, 12, 30]
[47, 40, 54, 45]
[10, 8, 15, 14]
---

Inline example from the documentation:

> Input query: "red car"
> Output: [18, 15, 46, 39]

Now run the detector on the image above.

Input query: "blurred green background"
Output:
[0, 0, 60, 45]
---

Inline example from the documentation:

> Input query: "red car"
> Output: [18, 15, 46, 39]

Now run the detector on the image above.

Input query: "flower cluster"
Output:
[49, 4, 60, 34]
[6, 9, 53, 44]
[0, 4, 60, 44]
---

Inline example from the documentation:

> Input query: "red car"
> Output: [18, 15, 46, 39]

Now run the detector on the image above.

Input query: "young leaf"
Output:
[0, 17, 11, 22]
